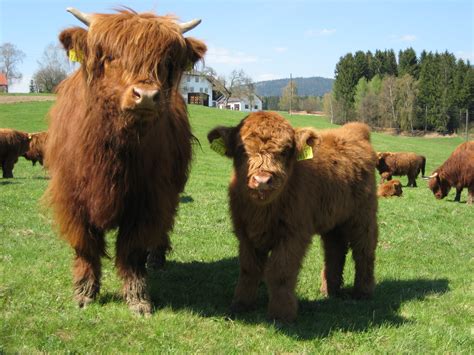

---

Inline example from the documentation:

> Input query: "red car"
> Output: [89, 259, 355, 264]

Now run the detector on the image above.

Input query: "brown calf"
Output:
[0, 128, 31, 178]
[208, 112, 378, 322]
[377, 179, 403, 197]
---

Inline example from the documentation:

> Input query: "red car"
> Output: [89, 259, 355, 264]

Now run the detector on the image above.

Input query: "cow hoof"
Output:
[74, 279, 99, 308]
[351, 289, 373, 300]
[128, 300, 153, 316]
[266, 309, 297, 324]
[75, 295, 95, 308]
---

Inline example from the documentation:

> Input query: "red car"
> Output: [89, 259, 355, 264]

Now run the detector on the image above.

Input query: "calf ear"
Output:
[207, 126, 236, 158]
[294, 128, 320, 160]
[185, 38, 207, 68]
[59, 27, 88, 63]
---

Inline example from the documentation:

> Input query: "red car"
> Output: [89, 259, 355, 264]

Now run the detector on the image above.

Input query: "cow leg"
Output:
[467, 188, 473, 205]
[265, 235, 310, 323]
[349, 219, 377, 299]
[116, 231, 152, 316]
[72, 226, 105, 308]
[2, 157, 15, 178]
[454, 188, 462, 202]
[320, 230, 349, 298]
[147, 233, 171, 271]
[231, 238, 267, 314]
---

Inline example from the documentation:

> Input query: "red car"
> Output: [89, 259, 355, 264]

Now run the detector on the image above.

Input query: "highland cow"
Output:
[208, 112, 378, 322]
[23, 131, 47, 166]
[427, 141, 474, 204]
[377, 179, 403, 197]
[376, 152, 426, 187]
[44, 7, 206, 315]
[0, 128, 31, 178]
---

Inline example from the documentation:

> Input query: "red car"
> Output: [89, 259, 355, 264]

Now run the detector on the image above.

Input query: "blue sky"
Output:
[1, 0, 473, 92]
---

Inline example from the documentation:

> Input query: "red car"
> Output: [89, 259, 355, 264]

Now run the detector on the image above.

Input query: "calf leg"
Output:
[265, 235, 310, 323]
[2, 157, 16, 178]
[454, 188, 462, 202]
[231, 238, 267, 314]
[116, 231, 152, 316]
[320, 230, 349, 298]
[72, 226, 105, 308]
[349, 220, 378, 299]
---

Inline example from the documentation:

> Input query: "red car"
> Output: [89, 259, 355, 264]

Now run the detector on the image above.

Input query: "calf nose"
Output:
[250, 174, 272, 190]
[132, 87, 160, 109]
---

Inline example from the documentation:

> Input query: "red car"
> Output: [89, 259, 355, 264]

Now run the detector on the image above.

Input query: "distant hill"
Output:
[255, 76, 334, 97]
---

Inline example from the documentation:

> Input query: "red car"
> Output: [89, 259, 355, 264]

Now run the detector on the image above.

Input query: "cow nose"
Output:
[251, 174, 272, 190]
[132, 87, 159, 108]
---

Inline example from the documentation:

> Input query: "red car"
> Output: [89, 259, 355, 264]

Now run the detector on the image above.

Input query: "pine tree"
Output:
[398, 48, 419, 78]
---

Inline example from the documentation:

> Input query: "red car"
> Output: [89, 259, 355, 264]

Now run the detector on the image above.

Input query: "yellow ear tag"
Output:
[297, 144, 313, 161]
[210, 137, 226, 156]
[69, 49, 84, 63]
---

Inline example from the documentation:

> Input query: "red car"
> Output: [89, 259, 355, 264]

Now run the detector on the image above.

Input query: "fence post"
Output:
[466, 109, 469, 142]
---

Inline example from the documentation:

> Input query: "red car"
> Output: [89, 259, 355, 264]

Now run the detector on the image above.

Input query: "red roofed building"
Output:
[0, 73, 8, 93]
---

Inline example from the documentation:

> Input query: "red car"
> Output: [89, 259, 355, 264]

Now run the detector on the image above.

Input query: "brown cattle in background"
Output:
[376, 152, 426, 187]
[23, 131, 47, 166]
[208, 112, 378, 322]
[427, 141, 474, 204]
[0, 128, 31, 178]
[377, 179, 403, 197]
[44, 8, 206, 315]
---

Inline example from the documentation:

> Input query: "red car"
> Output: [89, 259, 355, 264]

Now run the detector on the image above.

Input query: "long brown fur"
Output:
[428, 141, 474, 204]
[376, 151, 426, 187]
[23, 131, 47, 166]
[377, 179, 403, 197]
[0, 128, 31, 178]
[208, 112, 378, 322]
[45, 9, 206, 314]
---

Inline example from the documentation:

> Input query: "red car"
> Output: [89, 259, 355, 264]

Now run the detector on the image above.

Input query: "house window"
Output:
[200, 88, 203, 93]
[182, 86, 188, 91]
[195, 77, 199, 83]
[190, 87, 194, 92]
[204, 88, 208, 93]
[254, 105, 258, 109]
[186, 76, 191, 82]
[245, 104, 249, 109]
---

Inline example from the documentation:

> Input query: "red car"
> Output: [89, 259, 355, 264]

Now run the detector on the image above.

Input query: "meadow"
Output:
[1, 101, 473, 353]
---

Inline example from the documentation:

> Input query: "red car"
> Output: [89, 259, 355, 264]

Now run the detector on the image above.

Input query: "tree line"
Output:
[328, 48, 473, 133]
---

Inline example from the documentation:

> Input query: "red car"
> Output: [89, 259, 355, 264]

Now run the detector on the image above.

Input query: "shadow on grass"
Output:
[179, 195, 194, 203]
[146, 257, 449, 339]
[0, 180, 19, 185]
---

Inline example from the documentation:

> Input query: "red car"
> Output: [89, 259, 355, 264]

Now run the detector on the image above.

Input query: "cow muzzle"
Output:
[122, 85, 160, 114]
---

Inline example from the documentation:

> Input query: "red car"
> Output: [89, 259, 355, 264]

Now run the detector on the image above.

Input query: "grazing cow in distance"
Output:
[377, 179, 403, 197]
[427, 141, 474, 204]
[44, 7, 206, 315]
[0, 128, 31, 178]
[208, 112, 378, 322]
[376, 151, 426, 187]
[23, 131, 47, 166]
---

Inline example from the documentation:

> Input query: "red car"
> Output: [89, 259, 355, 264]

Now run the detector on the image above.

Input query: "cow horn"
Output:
[178, 19, 201, 33]
[426, 172, 438, 179]
[67, 7, 92, 26]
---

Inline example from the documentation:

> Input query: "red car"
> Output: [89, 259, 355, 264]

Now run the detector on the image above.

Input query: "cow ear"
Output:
[294, 128, 320, 160]
[207, 126, 236, 158]
[59, 27, 88, 63]
[184, 38, 207, 68]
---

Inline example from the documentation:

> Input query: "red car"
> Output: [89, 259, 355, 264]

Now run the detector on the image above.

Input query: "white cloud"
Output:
[205, 46, 258, 65]
[390, 34, 417, 42]
[305, 28, 336, 37]
[274, 47, 288, 53]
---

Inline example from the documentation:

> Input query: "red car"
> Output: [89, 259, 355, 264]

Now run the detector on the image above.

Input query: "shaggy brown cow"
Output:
[208, 112, 378, 322]
[0, 128, 31, 178]
[376, 152, 426, 187]
[377, 179, 403, 197]
[427, 141, 474, 204]
[23, 131, 47, 166]
[44, 8, 206, 315]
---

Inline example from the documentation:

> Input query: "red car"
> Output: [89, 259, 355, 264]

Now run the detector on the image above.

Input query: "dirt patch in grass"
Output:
[0, 95, 56, 104]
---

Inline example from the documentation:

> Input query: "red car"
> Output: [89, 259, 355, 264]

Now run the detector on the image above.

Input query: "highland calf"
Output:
[44, 8, 206, 315]
[377, 179, 403, 197]
[0, 128, 31, 178]
[23, 131, 47, 166]
[208, 112, 378, 322]
[376, 152, 426, 187]
[427, 141, 474, 204]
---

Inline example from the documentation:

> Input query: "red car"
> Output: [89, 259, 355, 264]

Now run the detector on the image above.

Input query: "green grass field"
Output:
[1, 101, 473, 353]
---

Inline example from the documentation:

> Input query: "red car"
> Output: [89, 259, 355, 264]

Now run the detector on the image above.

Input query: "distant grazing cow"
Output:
[377, 179, 403, 197]
[376, 152, 426, 187]
[0, 128, 31, 178]
[208, 112, 378, 322]
[427, 141, 474, 204]
[23, 131, 47, 166]
[44, 8, 206, 315]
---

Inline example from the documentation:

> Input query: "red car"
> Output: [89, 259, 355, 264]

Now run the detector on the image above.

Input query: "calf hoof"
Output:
[75, 294, 95, 308]
[229, 300, 256, 316]
[74, 279, 99, 308]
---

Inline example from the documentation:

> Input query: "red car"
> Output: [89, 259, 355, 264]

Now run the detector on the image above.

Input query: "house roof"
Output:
[0, 73, 7, 86]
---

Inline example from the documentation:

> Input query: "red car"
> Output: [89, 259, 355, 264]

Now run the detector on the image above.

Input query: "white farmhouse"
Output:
[180, 72, 213, 106]
[217, 94, 263, 112]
